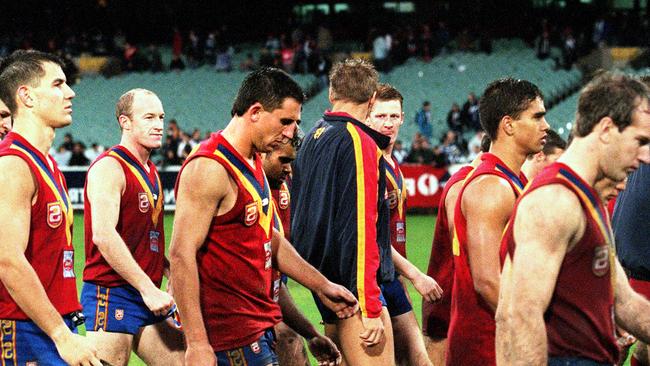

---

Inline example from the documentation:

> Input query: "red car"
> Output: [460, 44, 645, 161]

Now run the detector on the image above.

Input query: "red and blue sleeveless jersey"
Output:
[0, 132, 80, 319]
[271, 182, 291, 302]
[501, 162, 618, 364]
[422, 165, 473, 337]
[386, 156, 407, 258]
[176, 132, 281, 351]
[83, 145, 165, 288]
[447, 153, 527, 366]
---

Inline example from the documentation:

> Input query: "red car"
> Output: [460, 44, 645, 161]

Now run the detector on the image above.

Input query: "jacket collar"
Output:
[324, 111, 390, 150]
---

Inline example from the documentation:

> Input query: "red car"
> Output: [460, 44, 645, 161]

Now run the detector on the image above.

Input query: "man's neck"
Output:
[119, 136, 152, 168]
[557, 136, 600, 187]
[383, 143, 394, 162]
[222, 117, 256, 166]
[489, 140, 528, 176]
[12, 117, 56, 157]
[330, 101, 369, 123]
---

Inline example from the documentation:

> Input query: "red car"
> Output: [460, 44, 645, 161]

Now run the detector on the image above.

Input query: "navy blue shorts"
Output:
[81, 282, 167, 334]
[313, 290, 387, 324]
[381, 276, 413, 318]
[0, 316, 77, 365]
[216, 329, 278, 366]
[548, 357, 612, 366]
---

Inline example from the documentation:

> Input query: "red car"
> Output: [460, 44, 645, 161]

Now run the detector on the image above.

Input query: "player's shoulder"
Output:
[518, 184, 582, 226]
[87, 154, 124, 181]
[0, 155, 35, 193]
[180, 155, 229, 183]
[464, 174, 515, 201]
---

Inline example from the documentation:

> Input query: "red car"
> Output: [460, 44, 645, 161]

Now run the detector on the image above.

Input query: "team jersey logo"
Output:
[62, 250, 75, 278]
[138, 192, 150, 213]
[313, 126, 327, 139]
[251, 341, 261, 354]
[593, 245, 610, 277]
[396, 221, 406, 243]
[115, 309, 124, 320]
[244, 202, 259, 226]
[47, 202, 63, 228]
[279, 191, 290, 210]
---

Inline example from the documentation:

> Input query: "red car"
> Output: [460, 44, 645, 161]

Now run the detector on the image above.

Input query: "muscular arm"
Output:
[87, 158, 171, 314]
[614, 259, 650, 344]
[278, 284, 319, 339]
[169, 158, 224, 362]
[462, 175, 516, 310]
[0, 157, 99, 365]
[495, 186, 581, 365]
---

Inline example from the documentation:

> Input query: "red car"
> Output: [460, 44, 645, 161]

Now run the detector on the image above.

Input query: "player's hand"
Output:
[616, 327, 636, 366]
[307, 334, 342, 366]
[359, 315, 384, 347]
[411, 272, 443, 302]
[142, 286, 175, 317]
[53, 330, 102, 366]
[314, 282, 359, 319]
[185, 342, 217, 366]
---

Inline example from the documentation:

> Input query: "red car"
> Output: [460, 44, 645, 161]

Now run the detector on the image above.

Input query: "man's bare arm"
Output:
[391, 246, 442, 302]
[0, 156, 100, 366]
[87, 158, 172, 316]
[495, 185, 581, 365]
[614, 259, 650, 344]
[463, 175, 515, 310]
[169, 157, 225, 365]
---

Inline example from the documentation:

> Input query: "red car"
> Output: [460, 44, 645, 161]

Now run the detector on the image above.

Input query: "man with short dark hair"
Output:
[0, 50, 102, 366]
[521, 129, 567, 179]
[170, 67, 358, 366]
[447, 78, 549, 366]
[291, 59, 395, 365]
[81, 88, 184, 366]
[498, 72, 650, 365]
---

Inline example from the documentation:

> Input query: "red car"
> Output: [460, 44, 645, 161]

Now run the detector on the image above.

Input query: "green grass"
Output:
[71, 214, 437, 365]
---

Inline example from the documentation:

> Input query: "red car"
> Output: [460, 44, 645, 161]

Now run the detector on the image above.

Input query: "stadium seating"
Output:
[55, 39, 582, 149]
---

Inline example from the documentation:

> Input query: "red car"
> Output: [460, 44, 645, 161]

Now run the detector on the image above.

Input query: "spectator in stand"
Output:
[435, 22, 451, 55]
[317, 24, 333, 55]
[61, 132, 74, 151]
[562, 27, 577, 69]
[176, 131, 196, 160]
[145, 44, 164, 72]
[393, 139, 408, 164]
[204, 31, 217, 65]
[372, 29, 391, 72]
[170, 54, 185, 71]
[447, 102, 463, 133]
[440, 130, 463, 164]
[265, 33, 281, 52]
[462, 92, 480, 131]
[172, 27, 183, 59]
[536, 31, 551, 59]
[84, 142, 104, 162]
[52, 145, 71, 167]
[186, 30, 202, 68]
[162, 148, 182, 166]
[259, 47, 275, 68]
[190, 129, 202, 145]
[415, 101, 433, 141]
[68, 142, 90, 166]
[215, 46, 232, 72]
[406, 136, 435, 164]
[467, 130, 486, 161]
[122, 41, 138, 71]
[240, 53, 256, 71]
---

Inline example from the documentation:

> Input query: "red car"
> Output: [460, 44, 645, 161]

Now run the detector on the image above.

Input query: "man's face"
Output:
[0, 99, 11, 139]
[255, 98, 301, 153]
[367, 99, 403, 144]
[122, 92, 165, 150]
[512, 97, 549, 155]
[595, 176, 627, 203]
[262, 142, 296, 187]
[31, 62, 75, 128]
[603, 98, 650, 182]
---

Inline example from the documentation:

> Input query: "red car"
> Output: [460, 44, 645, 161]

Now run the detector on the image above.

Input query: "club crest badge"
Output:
[592, 245, 610, 277]
[244, 202, 258, 226]
[279, 190, 290, 210]
[115, 309, 124, 321]
[62, 250, 75, 278]
[47, 202, 63, 228]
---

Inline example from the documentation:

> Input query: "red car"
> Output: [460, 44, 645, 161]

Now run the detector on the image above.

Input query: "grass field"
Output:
[71, 213, 634, 365]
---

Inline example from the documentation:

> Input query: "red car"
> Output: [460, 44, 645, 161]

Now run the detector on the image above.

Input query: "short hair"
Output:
[0, 50, 66, 114]
[542, 129, 566, 155]
[115, 88, 158, 121]
[375, 83, 403, 107]
[480, 133, 491, 152]
[329, 59, 378, 104]
[479, 78, 544, 141]
[574, 72, 649, 137]
[231, 67, 305, 117]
